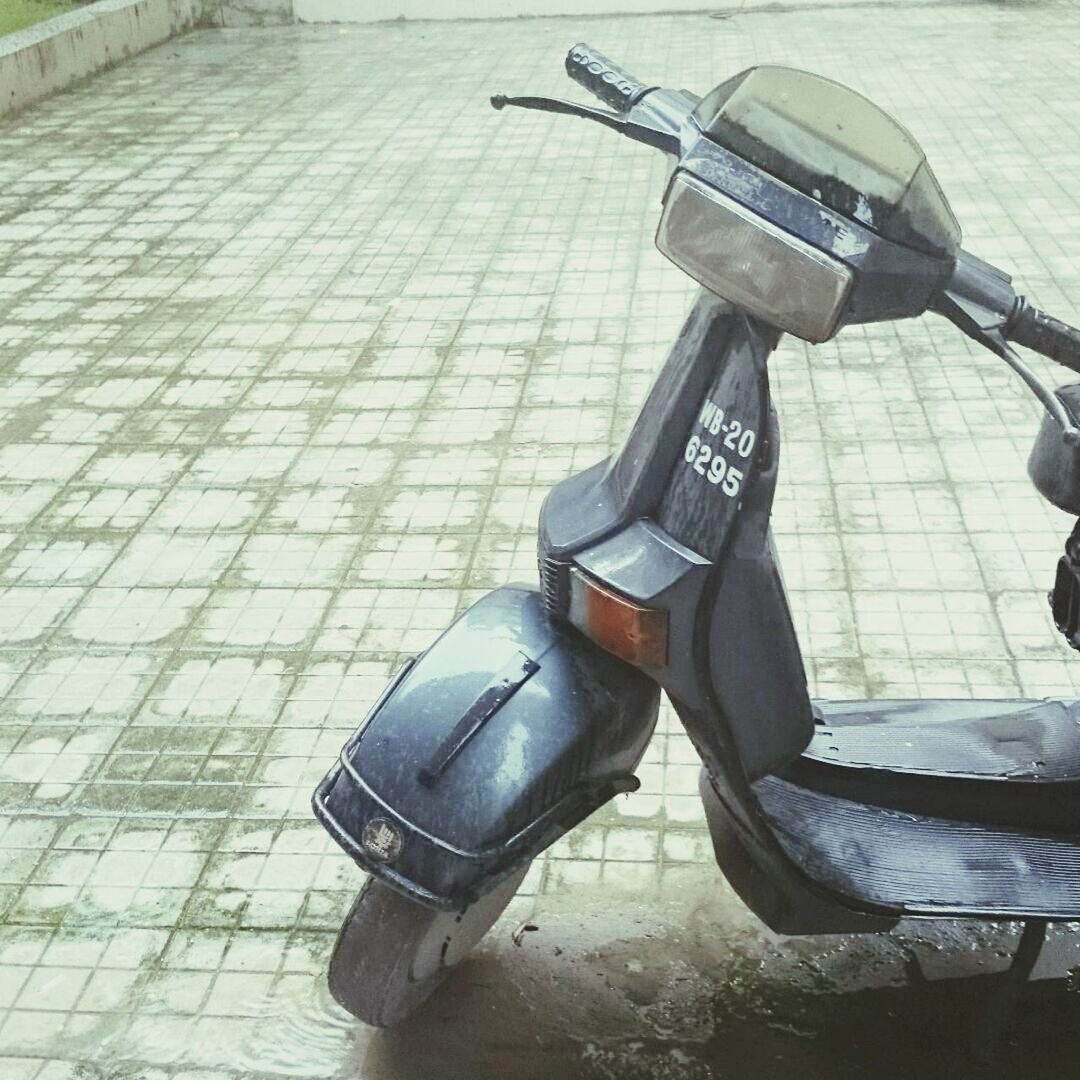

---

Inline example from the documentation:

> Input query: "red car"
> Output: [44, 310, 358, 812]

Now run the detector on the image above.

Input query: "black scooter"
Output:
[313, 43, 1080, 1032]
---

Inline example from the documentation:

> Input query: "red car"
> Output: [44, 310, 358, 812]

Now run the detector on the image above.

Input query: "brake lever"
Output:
[934, 257, 1080, 444]
[490, 94, 627, 135]
[491, 92, 683, 155]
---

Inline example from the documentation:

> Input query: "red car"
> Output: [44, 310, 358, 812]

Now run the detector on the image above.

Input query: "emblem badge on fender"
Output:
[361, 817, 403, 863]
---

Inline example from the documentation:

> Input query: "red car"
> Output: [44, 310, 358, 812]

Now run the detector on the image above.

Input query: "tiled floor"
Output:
[3, 3, 1080, 1077]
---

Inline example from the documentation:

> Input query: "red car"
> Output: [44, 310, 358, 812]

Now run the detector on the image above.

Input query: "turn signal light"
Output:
[568, 568, 668, 668]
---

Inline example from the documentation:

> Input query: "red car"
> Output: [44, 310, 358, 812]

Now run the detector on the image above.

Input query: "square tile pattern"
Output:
[2, 3, 1080, 1075]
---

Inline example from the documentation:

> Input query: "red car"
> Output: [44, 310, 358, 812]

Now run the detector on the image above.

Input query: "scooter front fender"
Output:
[312, 585, 659, 910]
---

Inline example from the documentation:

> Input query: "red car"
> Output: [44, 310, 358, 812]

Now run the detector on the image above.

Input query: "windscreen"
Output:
[692, 66, 960, 257]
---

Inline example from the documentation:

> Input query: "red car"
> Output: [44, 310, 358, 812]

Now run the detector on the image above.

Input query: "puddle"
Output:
[354, 874, 1080, 1080]
[48, 964, 357, 1078]
[8, 869, 1080, 1078]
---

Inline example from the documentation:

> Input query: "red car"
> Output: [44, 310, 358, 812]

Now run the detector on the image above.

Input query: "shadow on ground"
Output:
[349, 875, 1080, 1080]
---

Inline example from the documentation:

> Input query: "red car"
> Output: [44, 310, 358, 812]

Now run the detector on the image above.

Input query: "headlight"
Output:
[656, 171, 854, 343]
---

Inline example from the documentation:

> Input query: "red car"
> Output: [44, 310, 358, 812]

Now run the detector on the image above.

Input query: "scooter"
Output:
[312, 43, 1080, 1034]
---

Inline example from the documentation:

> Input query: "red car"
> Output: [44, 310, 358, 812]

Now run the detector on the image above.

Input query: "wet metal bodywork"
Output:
[313, 585, 659, 910]
[314, 289, 1080, 932]
[314, 292, 830, 919]
[539, 291, 814, 782]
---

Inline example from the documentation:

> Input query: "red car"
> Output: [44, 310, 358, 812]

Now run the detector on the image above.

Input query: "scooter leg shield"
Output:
[312, 585, 660, 910]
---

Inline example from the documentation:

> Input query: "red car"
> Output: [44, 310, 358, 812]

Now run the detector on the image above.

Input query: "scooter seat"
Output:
[755, 773, 1080, 918]
[782, 698, 1080, 833]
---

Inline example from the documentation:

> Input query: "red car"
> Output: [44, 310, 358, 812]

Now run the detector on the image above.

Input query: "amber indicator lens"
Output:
[568, 568, 669, 668]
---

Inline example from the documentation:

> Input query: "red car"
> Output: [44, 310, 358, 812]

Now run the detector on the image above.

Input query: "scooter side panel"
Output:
[541, 297, 813, 779]
[654, 310, 771, 560]
[539, 294, 737, 560]
[707, 526, 815, 779]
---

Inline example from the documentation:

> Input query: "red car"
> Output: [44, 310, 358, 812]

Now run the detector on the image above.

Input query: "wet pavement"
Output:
[3, 1, 1080, 1077]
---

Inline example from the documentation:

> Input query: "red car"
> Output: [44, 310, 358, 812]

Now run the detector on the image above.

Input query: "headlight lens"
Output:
[656, 172, 854, 343]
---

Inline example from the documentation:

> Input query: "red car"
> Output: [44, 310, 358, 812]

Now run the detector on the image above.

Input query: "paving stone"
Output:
[1, 4, 1080, 1075]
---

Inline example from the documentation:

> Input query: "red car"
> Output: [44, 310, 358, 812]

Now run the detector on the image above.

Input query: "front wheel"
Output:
[327, 865, 530, 1027]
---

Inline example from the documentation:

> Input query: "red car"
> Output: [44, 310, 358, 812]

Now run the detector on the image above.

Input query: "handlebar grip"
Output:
[1008, 301, 1080, 375]
[565, 43, 651, 113]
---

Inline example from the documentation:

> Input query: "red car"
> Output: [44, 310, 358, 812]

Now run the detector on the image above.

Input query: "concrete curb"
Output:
[0, 0, 206, 121]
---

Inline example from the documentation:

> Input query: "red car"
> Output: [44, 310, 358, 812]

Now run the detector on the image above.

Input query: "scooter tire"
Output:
[327, 866, 529, 1027]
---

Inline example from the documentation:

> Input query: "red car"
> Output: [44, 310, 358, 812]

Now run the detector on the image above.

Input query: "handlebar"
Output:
[507, 44, 1080, 426]
[1007, 300, 1080, 377]
[565, 43, 653, 113]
